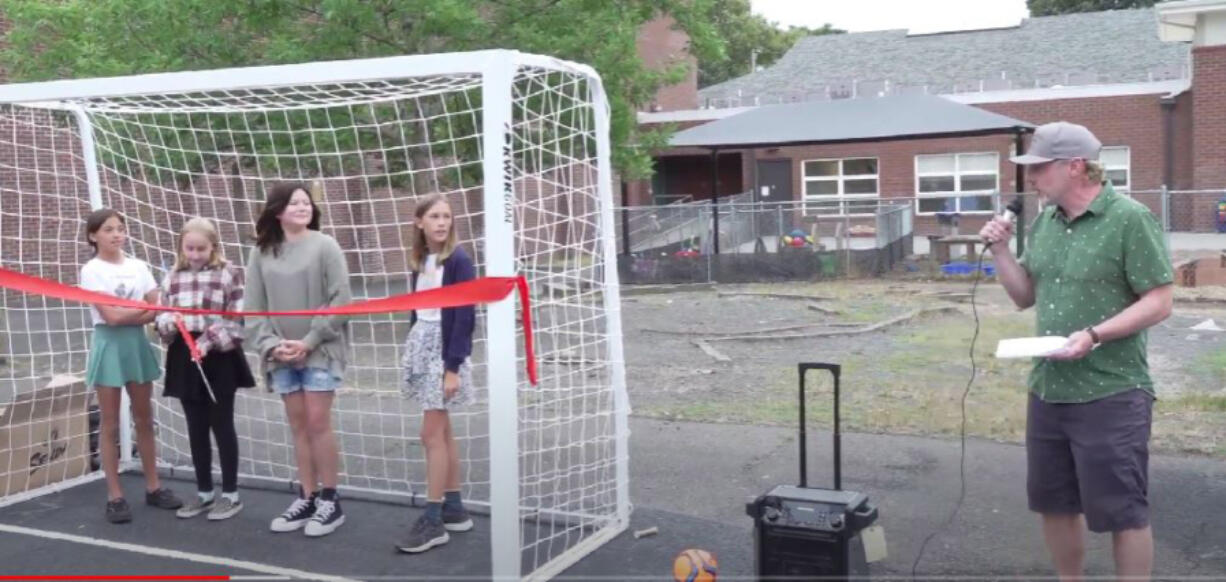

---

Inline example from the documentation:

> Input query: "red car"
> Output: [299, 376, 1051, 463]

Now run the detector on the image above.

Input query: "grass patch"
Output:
[634, 280, 1226, 458]
[823, 282, 926, 323]
[836, 311, 1035, 442]
[1160, 393, 1226, 413]
[639, 367, 839, 426]
[1190, 350, 1226, 381]
[640, 305, 1040, 443]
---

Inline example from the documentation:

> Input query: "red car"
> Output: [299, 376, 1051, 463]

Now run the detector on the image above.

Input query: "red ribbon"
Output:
[0, 267, 538, 385]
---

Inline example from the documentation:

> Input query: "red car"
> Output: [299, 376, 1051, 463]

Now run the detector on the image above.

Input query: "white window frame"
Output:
[801, 157, 880, 217]
[914, 152, 999, 216]
[1101, 146, 1130, 192]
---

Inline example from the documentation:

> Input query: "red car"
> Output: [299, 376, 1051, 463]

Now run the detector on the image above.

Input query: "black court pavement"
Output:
[1, 418, 1224, 580]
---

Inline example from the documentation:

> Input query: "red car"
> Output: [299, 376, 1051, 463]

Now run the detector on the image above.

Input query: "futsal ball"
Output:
[673, 548, 718, 582]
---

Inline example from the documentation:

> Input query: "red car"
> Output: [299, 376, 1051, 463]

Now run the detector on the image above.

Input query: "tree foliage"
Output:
[1027, 0, 1157, 17]
[698, 0, 841, 88]
[0, 0, 728, 180]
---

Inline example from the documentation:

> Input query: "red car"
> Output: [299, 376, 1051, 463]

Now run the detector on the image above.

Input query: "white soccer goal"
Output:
[0, 50, 630, 580]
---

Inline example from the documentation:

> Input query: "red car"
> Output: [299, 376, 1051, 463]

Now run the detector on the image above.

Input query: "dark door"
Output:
[756, 159, 793, 203]
[756, 160, 793, 240]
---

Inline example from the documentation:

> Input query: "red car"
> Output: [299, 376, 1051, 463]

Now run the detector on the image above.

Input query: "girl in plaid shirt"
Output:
[155, 217, 255, 521]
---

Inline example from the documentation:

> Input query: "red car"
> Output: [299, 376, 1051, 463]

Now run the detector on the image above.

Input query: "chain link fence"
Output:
[615, 195, 913, 284]
[615, 188, 1226, 284]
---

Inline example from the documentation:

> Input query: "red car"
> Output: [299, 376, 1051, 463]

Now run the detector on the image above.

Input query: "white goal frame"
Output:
[0, 49, 630, 581]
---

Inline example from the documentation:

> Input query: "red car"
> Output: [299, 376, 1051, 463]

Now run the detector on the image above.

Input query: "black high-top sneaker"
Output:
[270, 490, 317, 533]
[304, 488, 345, 537]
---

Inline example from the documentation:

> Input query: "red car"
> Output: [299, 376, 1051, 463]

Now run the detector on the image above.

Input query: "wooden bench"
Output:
[930, 234, 986, 264]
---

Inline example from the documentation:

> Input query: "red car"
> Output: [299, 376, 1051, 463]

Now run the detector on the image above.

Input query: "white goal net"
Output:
[0, 50, 629, 580]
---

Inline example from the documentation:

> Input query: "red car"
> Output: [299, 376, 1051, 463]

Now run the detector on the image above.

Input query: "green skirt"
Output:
[86, 325, 161, 389]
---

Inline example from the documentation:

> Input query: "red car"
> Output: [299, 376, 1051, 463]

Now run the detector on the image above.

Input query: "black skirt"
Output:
[162, 333, 256, 403]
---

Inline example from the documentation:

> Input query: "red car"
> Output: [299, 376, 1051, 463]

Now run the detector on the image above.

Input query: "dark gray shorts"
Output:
[1026, 388, 1154, 533]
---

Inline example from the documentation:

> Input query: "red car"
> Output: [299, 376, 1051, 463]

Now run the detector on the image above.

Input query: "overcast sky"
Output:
[751, 0, 1032, 35]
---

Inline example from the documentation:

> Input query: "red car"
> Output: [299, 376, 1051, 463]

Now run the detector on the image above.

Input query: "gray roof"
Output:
[699, 8, 1189, 104]
[669, 94, 1032, 148]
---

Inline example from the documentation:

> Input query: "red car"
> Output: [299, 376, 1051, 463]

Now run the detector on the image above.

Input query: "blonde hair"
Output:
[1084, 160, 1104, 184]
[173, 217, 225, 271]
[408, 193, 458, 272]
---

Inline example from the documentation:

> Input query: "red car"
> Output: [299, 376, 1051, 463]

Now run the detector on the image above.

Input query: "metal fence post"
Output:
[1161, 185, 1171, 253]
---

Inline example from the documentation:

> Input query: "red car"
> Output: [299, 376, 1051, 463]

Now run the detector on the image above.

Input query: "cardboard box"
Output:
[0, 375, 91, 497]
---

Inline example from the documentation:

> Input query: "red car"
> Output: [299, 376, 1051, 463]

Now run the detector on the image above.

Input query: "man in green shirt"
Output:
[980, 121, 1173, 582]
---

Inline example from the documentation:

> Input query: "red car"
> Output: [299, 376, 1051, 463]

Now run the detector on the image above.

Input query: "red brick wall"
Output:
[723, 134, 1017, 236]
[1173, 90, 1195, 190]
[0, 110, 93, 289]
[623, 178, 651, 206]
[1193, 45, 1226, 189]
[0, 116, 599, 290]
[636, 15, 697, 112]
[656, 153, 743, 201]
[977, 95, 1167, 191]
[634, 90, 1226, 232]
[981, 91, 1218, 232]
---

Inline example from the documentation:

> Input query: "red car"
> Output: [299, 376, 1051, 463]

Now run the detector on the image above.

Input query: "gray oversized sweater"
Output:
[244, 230, 351, 385]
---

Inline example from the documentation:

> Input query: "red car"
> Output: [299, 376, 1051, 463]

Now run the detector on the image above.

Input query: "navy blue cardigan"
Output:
[410, 246, 476, 373]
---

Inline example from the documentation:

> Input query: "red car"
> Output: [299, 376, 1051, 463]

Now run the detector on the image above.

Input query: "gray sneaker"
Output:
[176, 496, 214, 519]
[106, 498, 132, 524]
[207, 496, 243, 521]
[145, 487, 183, 510]
[395, 515, 450, 553]
[442, 506, 473, 532]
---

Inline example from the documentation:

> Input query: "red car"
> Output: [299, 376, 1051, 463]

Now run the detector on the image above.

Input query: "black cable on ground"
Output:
[910, 248, 988, 580]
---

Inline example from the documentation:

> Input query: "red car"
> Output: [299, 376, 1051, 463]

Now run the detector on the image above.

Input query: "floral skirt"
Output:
[401, 320, 473, 411]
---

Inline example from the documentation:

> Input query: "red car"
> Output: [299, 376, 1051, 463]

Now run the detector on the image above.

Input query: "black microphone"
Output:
[985, 196, 1024, 245]
[1001, 196, 1024, 224]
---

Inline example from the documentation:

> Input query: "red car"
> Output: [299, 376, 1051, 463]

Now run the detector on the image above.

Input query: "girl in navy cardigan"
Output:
[397, 193, 476, 554]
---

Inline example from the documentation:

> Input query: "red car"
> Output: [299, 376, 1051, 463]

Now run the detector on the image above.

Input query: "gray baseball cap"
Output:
[1009, 121, 1102, 165]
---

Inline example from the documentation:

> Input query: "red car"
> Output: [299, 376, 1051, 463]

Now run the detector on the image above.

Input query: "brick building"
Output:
[628, 3, 1226, 236]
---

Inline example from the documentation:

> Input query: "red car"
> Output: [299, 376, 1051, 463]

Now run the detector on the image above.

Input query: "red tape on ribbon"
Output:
[0, 267, 538, 385]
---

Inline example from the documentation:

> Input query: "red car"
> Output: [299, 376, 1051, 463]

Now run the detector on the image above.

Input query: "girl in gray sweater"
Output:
[245, 182, 350, 538]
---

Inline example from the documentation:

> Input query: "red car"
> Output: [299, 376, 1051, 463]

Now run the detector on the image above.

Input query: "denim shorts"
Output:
[267, 366, 341, 395]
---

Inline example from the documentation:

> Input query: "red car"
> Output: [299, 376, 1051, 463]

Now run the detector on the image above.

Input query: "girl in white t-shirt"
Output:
[80, 208, 182, 523]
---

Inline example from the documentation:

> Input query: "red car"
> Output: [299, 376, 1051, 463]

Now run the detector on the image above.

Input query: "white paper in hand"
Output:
[995, 336, 1068, 359]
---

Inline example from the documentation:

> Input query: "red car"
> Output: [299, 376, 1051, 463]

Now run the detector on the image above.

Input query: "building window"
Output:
[914, 152, 998, 215]
[1101, 146, 1129, 191]
[802, 157, 879, 216]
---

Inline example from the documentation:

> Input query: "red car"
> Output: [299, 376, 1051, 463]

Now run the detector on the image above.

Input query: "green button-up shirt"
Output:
[1019, 182, 1173, 403]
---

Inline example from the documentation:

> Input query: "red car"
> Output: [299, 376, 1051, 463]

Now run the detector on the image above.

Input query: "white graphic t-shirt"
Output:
[415, 254, 444, 322]
[79, 256, 158, 326]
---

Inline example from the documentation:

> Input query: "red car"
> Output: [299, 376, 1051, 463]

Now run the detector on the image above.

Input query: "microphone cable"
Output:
[909, 247, 984, 580]
[911, 197, 1023, 580]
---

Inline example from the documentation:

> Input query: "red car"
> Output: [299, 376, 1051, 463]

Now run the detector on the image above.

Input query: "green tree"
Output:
[0, 0, 724, 180]
[698, 0, 841, 88]
[1027, 0, 1157, 17]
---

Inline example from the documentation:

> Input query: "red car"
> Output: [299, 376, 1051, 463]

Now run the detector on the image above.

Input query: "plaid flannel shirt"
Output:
[155, 262, 245, 355]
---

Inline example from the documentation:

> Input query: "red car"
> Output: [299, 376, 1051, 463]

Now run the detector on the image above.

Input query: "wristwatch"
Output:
[1084, 326, 1102, 346]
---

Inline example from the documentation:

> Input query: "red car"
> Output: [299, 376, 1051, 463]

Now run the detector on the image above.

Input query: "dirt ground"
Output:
[620, 277, 1226, 457]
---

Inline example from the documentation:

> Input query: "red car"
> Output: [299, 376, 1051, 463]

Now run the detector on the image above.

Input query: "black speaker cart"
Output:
[746, 363, 880, 580]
